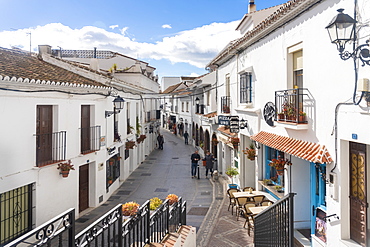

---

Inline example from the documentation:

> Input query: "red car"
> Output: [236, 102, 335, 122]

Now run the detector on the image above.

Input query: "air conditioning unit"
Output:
[357, 78, 370, 92]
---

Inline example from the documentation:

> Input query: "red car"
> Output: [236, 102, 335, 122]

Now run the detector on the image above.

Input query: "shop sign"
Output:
[230, 116, 240, 133]
[218, 115, 230, 125]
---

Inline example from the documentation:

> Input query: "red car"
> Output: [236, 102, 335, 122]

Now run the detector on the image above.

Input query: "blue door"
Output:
[310, 163, 326, 237]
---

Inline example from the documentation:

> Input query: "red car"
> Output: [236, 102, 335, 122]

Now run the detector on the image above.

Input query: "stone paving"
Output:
[75, 129, 254, 246]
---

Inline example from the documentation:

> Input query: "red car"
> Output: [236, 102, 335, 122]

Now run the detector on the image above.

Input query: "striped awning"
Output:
[251, 131, 333, 164]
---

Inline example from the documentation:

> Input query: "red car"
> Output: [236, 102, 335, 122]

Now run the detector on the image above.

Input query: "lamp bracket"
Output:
[105, 109, 121, 118]
[340, 41, 370, 66]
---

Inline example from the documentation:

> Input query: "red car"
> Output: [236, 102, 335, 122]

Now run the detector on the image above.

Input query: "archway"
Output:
[205, 130, 210, 152]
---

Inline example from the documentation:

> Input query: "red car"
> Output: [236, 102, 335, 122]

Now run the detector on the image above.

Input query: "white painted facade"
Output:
[0, 47, 160, 231]
[207, 0, 370, 246]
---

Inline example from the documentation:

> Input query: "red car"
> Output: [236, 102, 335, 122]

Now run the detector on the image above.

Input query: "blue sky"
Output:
[0, 0, 287, 79]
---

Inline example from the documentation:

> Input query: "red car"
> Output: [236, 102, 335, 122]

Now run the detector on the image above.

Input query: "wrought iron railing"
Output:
[4, 208, 75, 247]
[275, 88, 310, 124]
[196, 104, 205, 114]
[221, 96, 231, 113]
[254, 193, 295, 247]
[6, 198, 186, 247]
[35, 131, 67, 167]
[80, 125, 101, 154]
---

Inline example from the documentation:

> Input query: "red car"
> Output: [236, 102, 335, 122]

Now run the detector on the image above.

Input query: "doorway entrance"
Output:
[79, 164, 89, 212]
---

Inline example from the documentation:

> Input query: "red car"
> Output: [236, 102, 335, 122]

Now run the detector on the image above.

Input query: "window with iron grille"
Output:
[0, 184, 34, 245]
[240, 72, 252, 103]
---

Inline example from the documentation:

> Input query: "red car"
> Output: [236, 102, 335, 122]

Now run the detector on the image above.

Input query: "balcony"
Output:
[80, 125, 101, 154]
[35, 131, 66, 167]
[275, 88, 311, 129]
[221, 96, 231, 113]
[196, 104, 205, 114]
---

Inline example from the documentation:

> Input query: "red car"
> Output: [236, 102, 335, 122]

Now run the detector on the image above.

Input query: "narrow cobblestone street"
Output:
[75, 129, 254, 246]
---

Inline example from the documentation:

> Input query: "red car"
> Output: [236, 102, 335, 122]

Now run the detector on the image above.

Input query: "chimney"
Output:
[248, 0, 256, 13]
[38, 45, 52, 55]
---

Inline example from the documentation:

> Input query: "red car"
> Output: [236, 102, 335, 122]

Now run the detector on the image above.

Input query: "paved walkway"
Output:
[75, 129, 254, 246]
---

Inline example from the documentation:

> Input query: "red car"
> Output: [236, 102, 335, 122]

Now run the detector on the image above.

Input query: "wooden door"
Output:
[350, 142, 367, 246]
[36, 105, 52, 165]
[79, 164, 89, 212]
[81, 105, 90, 153]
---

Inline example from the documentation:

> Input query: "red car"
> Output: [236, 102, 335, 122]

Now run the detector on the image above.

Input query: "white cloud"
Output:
[0, 21, 241, 69]
[109, 24, 119, 29]
[162, 24, 172, 29]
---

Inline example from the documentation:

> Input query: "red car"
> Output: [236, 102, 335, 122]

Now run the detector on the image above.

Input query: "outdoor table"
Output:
[249, 206, 269, 215]
[232, 191, 265, 198]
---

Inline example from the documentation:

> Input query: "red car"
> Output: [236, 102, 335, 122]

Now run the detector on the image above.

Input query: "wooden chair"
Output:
[252, 195, 265, 206]
[235, 196, 249, 221]
[242, 187, 255, 192]
[261, 200, 274, 206]
[227, 188, 240, 215]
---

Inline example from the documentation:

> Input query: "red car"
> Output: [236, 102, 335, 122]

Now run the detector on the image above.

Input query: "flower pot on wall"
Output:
[277, 113, 285, 121]
[276, 169, 285, 176]
[60, 170, 70, 178]
[229, 184, 238, 189]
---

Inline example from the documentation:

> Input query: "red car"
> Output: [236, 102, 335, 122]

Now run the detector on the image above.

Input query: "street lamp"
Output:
[326, 9, 370, 66]
[239, 118, 247, 129]
[105, 95, 125, 117]
[195, 97, 200, 104]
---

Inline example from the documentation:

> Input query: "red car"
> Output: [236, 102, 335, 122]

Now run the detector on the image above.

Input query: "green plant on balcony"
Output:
[268, 156, 292, 175]
[225, 166, 239, 185]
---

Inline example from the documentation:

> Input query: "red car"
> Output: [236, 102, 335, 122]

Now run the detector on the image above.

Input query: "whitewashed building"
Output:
[0, 46, 160, 244]
[206, 0, 370, 246]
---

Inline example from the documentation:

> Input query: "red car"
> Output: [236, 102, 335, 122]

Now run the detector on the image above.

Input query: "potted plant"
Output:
[268, 156, 292, 175]
[230, 137, 240, 149]
[225, 166, 239, 188]
[114, 132, 122, 142]
[275, 185, 284, 192]
[166, 194, 179, 206]
[107, 176, 113, 184]
[57, 160, 74, 178]
[223, 105, 230, 113]
[149, 197, 163, 211]
[212, 138, 219, 145]
[122, 201, 140, 216]
[199, 141, 204, 148]
[125, 140, 136, 150]
[277, 112, 285, 121]
[299, 111, 306, 122]
[263, 179, 273, 185]
[243, 143, 256, 161]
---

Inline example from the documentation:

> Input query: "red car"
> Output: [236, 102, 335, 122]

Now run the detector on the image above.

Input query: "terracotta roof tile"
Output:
[0, 48, 105, 87]
[204, 111, 217, 118]
[217, 126, 237, 137]
[251, 131, 333, 164]
[162, 82, 182, 94]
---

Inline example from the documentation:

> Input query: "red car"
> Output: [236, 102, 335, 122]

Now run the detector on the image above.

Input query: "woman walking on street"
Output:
[203, 151, 214, 178]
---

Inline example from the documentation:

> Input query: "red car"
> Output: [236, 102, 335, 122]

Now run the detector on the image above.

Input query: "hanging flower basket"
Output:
[243, 144, 256, 161]
[137, 134, 147, 144]
[57, 160, 74, 178]
[125, 140, 136, 150]
[230, 137, 239, 149]
[268, 156, 292, 175]
[212, 138, 219, 145]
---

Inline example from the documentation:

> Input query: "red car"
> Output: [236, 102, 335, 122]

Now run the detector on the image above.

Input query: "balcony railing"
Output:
[35, 131, 66, 167]
[275, 88, 310, 124]
[196, 104, 205, 114]
[6, 198, 186, 247]
[254, 193, 295, 247]
[221, 96, 231, 113]
[80, 125, 101, 154]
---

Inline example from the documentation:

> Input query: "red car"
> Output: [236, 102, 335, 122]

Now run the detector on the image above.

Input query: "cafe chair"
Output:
[242, 203, 256, 236]
[227, 188, 240, 215]
[242, 187, 255, 192]
[235, 196, 249, 221]
[261, 200, 274, 206]
[252, 195, 265, 206]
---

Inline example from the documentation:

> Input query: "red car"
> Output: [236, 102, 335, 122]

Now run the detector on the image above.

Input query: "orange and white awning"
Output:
[251, 131, 333, 164]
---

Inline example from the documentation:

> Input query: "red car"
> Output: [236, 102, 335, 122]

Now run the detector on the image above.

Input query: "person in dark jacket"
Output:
[183, 131, 189, 144]
[203, 151, 214, 178]
[190, 150, 201, 178]
[157, 134, 164, 150]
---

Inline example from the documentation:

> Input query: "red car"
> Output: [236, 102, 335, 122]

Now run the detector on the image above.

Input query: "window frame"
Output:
[240, 72, 252, 104]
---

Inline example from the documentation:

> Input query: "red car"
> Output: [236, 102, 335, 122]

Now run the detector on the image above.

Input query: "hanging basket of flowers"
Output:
[243, 144, 256, 161]
[230, 137, 240, 149]
[268, 156, 292, 175]
[125, 140, 136, 150]
[57, 160, 74, 178]
[212, 138, 219, 145]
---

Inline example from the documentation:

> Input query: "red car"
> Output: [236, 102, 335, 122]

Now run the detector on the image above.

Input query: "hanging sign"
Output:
[229, 116, 240, 133]
[263, 102, 275, 127]
[218, 115, 230, 125]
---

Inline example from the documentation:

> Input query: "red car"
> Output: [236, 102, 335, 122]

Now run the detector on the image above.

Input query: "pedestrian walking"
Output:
[190, 150, 201, 178]
[157, 134, 164, 150]
[203, 151, 214, 178]
[183, 131, 189, 145]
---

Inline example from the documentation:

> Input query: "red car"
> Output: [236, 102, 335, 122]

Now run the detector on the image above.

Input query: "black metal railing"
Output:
[275, 88, 310, 124]
[35, 131, 67, 167]
[196, 104, 205, 114]
[6, 198, 186, 247]
[4, 208, 75, 247]
[80, 125, 101, 154]
[221, 96, 231, 113]
[254, 193, 295, 247]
